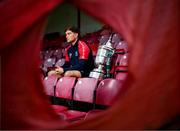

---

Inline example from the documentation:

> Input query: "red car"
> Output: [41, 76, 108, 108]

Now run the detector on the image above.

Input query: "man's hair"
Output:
[65, 26, 80, 34]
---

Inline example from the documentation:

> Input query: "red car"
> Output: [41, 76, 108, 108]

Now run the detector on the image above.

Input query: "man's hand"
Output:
[55, 66, 64, 74]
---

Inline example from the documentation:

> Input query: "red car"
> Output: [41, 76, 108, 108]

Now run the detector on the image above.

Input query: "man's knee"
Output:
[64, 71, 71, 77]
[48, 70, 56, 76]
[48, 70, 62, 78]
[64, 70, 81, 77]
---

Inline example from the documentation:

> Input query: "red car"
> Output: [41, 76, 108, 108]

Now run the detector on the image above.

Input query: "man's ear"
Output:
[75, 33, 78, 38]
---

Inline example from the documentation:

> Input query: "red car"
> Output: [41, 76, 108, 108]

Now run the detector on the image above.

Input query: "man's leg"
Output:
[64, 70, 82, 77]
[48, 70, 62, 78]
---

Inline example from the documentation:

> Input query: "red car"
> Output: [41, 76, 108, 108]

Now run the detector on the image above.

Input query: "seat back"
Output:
[43, 58, 56, 68]
[115, 41, 128, 53]
[55, 58, 65, 67]
[43, 58, 56, 73]
[112, 53, 129, 79]
[96, 78, 123, 106]
[55, 77, 76, 100]
[115, 72, 128, 81]
[53, 49, 63, 60]
[43, 75, 58, 96]
[115, 54, 124, 66]
[114, 66, 128, 81]
[73, 78, 98, 103]
[99, 34, 109, 45]
[43, 50, 54, 60]
[120, 53, 129, 66]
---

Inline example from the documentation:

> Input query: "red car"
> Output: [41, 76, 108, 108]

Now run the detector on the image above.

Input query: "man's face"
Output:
[65, 30, 78, 44]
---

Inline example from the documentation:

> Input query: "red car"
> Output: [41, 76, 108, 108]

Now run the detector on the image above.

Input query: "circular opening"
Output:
[41, 1, 129, 123]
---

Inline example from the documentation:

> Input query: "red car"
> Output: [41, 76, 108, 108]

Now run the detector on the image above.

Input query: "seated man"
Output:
[48, 26, 94, 77]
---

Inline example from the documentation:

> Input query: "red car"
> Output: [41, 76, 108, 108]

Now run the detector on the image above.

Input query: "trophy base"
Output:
[89, 68, 105, 80]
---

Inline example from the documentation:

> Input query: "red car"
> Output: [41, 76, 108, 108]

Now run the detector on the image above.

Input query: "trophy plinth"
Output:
[89, 65, 105, 80]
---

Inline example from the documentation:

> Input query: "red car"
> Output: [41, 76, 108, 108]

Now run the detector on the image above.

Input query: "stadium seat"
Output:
[42, 58, 56, 74]
[120, 53, 129, 66]
[43, 50, 54, 60]
[112, 33, 121, 43]
[53, 49, 63, 60]
[73, 78, 98, 103]
[43, 75, 58, 96]
[115, 41, 128, 53]
[96, 78, 124, 106]
[112, 53, 129, 80]
[85, 78, 124, 120]
[53, 77, 77, 113]
[55, 58, 65, 67]
[99, 35, 109, 45]
[44, 58, 56, 68]
[114, 66, 128, 81]
[61, 77, 99, 121]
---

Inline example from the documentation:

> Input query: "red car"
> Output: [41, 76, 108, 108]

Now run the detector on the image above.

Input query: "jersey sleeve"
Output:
[78, 40, 90, 60]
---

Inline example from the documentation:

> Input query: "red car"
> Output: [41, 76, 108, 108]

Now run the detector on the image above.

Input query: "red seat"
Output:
[114, 66, 128, 81]
[52, 105, 68, 113]
[85, 78, 124, 120]
[115, 54, 124, 66]
[115, 41, 128, 53]
[62, 77, 99, 121]
[59, 110, 87, 121]
[112, 33, 121, 45]
[54, 77, 77, 112]
[96, 78, 124, 106]
[53, 48, 63, 60]
[99, 34, 109, 45]
[43, 75, 58, 96]
[110, 48, 126, 76]
[84, 109, 102, 120]
[112, 53, 129, 79]
[43, 50, 54, 60]
[120, 53, 129, 66]
[56, 76, 76, 99]
[44, 58, 56, 67]
[115, 72, 128, 81]
[55, 58, 65, 67]
[42, 57, 56, 73]
[73, 78, 98, 103]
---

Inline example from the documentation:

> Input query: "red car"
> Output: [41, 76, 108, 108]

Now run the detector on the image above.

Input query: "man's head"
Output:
[65, 26, 79, 45]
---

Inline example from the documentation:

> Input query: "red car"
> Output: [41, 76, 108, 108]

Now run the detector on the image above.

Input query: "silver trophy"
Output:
[89, 34, 115, 80]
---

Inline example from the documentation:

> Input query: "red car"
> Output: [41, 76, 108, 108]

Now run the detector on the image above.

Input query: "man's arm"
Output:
[63, 40, 90, 72]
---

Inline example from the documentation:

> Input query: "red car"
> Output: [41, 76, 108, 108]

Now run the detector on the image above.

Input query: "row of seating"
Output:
[43, 76, 127, 121]
[40, 49, 129, 79]
[40, 29, 129, 77]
